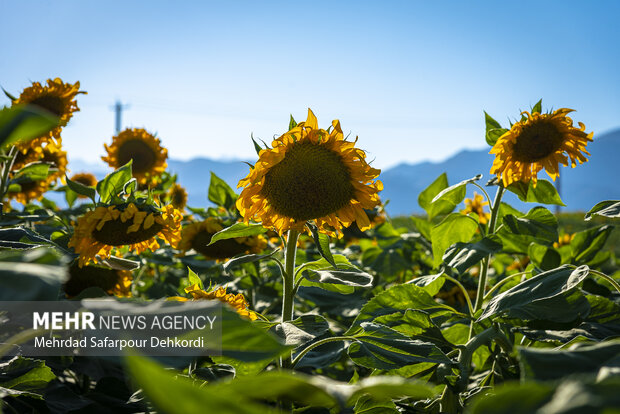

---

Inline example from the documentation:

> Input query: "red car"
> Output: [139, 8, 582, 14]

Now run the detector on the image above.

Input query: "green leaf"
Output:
[96, 160, 133, 203]
[374, 309, 450, 348]
[430, 213, 478, 267]
[11, 163, 51, 183]
[431, 174, 482, 204]
[519, 339, 620, 381]
[411, 216, 432, 241]
[208, 172, 238, 208]
[468, 382, 554, 414]
[99, 255, 140, 271]
[208, 223, 266, 245]
[0, 357, 56, 391]
[506, 179, 564, 206]
[289, 114, 297, 130]
[271, 314, 330, 347]
[300, 255, 371, 294]
[419, 175, 448, 212]
[496, 206, 558, 253]
[222, 250, 278, 273]
[443, 236, 502, 274]
[585, 200, 620, 220]
[126, 354, 272, 414]
[346, 376, 434, 406]
[65, 175, 96, 202]
[484, 111, 508, 147]
[531, 99, 542, 114]
[0, 104, 59, 149]
[305, 269, 373, 288]
[528, 243, 561, 271]
[571, 225, 614, 265]
[346, 283, 458, 334]
[479, 265, 590, 322]
[348, 323, 451, 370]
[309, 223, 337, 268]
[408, 273, 446, 296]
[0, 262, 66, 301]
[187, 266, 203, 289]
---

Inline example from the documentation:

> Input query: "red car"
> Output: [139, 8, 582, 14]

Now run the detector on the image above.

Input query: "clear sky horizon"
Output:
[2, 0, 619, 170]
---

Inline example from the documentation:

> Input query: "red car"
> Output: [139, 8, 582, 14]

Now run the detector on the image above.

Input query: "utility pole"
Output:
[111, 100, 130, 133]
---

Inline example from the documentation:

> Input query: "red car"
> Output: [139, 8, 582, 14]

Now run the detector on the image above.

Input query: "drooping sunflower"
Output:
[101, 128, 168, 186]
[64, 262, 133, 297]
[12, 78, 85, 152]
[490, 108, 593, 186]
[178, 217, 267, 260]
[70, 172, 98, 198]
[168, 183, 188, 211]
[171, 284, 257, 320]
[462, 192, 490, 225]
[68, 203, 182, 266]
[237, 109, 383, 237]
[7, 178, 52, 205]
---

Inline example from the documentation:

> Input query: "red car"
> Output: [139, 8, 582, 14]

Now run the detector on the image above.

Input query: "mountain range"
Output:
[68, 129, 619, 216]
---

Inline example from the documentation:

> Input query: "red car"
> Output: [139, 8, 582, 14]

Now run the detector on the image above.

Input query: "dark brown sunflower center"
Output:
[512, 121, 564, 162]
[28, 94, 65, 116]
[65, 263, 120, 297]
[171, 189, 186, 207]
[117, 139, 157, 173]
[191, 231, 249, 259]
[260, 141, 356, 221]
[73, 175, 96, 186]
[92, 217, 163, 246]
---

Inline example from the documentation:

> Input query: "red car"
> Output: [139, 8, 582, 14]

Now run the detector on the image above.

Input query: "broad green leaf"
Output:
[430, 213, 478, 267]
[126, 354, 271, 414]
[65, 175, 96, 202]
[208, 223, 266, 245]
[506, 179, 564, 206]
[418, 173, 452, 219]
[96, 160, 133, 203]
[11, 163, 50, 183]
[100, 255, 140, 271]
[222, 250, 278, 273]
[430, 174, 482, 204]
[187, 266, 203, 289]
[346, 283, 458, 334]
[411, 216, 432, 241]
[496, 206, 558, 253]
[0, 262, 66, 301]
[528, 243, 561, 271]
[374, 309, 450, 348]
[585, 200, 620, 220]
[348, 323, 451, 370]
[305, 269, 373, 288]
[270, 314, 330, 347]
[208, 172, 238, 208]
[345, 376, 434, 406]
[408, 273, 446, 296]
[468, 382, 554, 414]
[571, 225, 614, 265]
[479, 265, 590, 322]
[519, 340, 620, 381]
[0, 104, 59, 149]
[300, 255, 366, 294]
[443, 236, 502, 274]
[484, 111, 508, 147]
[0, 357, 56, 391]
[309, 223, 337, 268]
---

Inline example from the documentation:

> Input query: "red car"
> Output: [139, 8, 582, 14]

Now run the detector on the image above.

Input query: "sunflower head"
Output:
[102, 128, 168, 186]
[236, 109, 383, 237]
[168, 183, 188, 211]
[178, 217, 267, 260]
[64, 262, 132, 297]
[12, 78, 85, 152]
[171, 284, 257, 320]
[462, 192, 490, 225]
[68, 202, 182, 266]
[7, 179, 52, 205]
[490, 107, 593, 186]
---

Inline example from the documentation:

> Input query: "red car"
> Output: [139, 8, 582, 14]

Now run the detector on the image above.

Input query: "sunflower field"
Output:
[0, 79, 619, 414]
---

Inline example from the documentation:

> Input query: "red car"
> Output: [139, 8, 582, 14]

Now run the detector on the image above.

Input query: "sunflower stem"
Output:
[281, 229, 299, 369]
[0, 146, 17, 218]
[470, 185, 504, 339]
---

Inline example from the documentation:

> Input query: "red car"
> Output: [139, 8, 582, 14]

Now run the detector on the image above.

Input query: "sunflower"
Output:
[101, 128, 168, 186]
[237, 109, 383, 237]
[490, 108, 593, 186]
[462, 192, 490, 225]
[171, 284, 257, 320]
[553, 233, 575, 249]
[12, 78, 85, 152]
[178, 217, 267, 260]
[64, 262, 133, 297]
[70, 172, 98, 198]
[7, 179, 52, 205]
[68, 203, 182, 266]
[168, 183, 188, 210]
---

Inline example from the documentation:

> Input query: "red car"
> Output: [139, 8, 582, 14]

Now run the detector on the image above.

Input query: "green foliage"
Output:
[0, 104, 59, 149]
[208, 172, 238, 209]
[208, 222, 267, 245]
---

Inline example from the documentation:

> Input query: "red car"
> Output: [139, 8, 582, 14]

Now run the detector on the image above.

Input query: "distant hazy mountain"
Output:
[67, 129, 619, 215]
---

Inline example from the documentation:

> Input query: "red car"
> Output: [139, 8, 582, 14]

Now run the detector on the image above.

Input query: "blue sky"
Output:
[2, 0, 619, 170]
